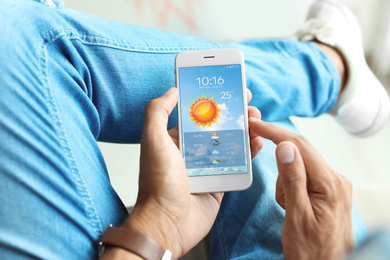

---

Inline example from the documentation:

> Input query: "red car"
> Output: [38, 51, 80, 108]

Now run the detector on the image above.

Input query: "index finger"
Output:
[249, 118, 334, 181]
[143, 87, 178, 137]
[246, 88, 252, 104]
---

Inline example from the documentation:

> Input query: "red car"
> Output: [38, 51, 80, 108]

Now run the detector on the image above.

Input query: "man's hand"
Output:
[115, 87, 263, 259]
[249, 118, 355, 260]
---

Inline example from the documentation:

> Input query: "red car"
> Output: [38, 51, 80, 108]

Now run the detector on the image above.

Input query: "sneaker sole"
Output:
[356, 84, 390, 137]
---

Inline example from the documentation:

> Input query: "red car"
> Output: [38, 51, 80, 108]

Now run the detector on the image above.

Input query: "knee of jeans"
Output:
[1, 0, 65, 45]
[0, 0, 68, 116]
[0, 0, 65, 76]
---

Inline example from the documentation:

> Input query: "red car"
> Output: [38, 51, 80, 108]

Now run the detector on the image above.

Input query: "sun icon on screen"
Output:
[188, 95, 221, 128]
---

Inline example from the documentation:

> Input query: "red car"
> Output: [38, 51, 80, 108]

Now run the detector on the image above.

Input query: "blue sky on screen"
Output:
[179, 64, 245, 133]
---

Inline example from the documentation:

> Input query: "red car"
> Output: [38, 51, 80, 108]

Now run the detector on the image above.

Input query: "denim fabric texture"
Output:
[0, 0, 368, 259]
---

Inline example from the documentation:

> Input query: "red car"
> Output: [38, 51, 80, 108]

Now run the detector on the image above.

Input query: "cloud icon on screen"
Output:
[211, 150, 220, 155]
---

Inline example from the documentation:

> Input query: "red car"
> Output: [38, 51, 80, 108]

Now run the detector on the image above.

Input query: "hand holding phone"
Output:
[122, 87, 263, 259]
[176, 48, 252, 193]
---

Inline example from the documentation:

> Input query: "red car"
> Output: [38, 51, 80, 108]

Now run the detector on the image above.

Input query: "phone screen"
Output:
[179, 64, 249, 177]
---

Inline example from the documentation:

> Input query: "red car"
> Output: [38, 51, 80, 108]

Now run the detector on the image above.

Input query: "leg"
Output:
[0, 0, 349, 258]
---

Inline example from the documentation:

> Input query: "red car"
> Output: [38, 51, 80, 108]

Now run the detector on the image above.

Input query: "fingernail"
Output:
[164, 87, 176, 96]
[277, 144, 295, 164]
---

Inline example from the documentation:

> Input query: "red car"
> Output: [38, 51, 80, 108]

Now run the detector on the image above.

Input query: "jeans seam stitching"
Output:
[41, 28, 214, 53]
[216, 215, 229, 260]
[270, 41, 305, 58]
[39, 29, 104, 237]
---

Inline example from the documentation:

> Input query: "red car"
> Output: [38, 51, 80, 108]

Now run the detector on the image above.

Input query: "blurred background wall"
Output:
[63, 0, 390, 231]
[64, 0, 390, 78]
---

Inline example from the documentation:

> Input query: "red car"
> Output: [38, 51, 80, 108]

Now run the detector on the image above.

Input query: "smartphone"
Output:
[175, 48, 252, 193]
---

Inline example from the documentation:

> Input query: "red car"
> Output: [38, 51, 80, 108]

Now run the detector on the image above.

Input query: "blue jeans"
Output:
[0, 0, 368, 259]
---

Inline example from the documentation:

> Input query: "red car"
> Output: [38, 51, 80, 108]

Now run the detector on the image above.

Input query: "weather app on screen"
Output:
[179, 64, 248, 176]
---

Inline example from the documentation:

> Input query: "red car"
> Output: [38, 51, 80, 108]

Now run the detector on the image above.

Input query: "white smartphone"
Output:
[175, 48, 252, 193]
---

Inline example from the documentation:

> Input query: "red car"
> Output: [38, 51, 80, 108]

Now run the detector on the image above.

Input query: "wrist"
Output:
[123, 200, 183, 258]
[101, 246, 143, 260]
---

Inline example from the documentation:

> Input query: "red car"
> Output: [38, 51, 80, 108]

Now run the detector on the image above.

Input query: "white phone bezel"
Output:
[175, 48, 252, 193]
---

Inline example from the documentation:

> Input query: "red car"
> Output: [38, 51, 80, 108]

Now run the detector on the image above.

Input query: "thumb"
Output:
[143, 87, 178, 136]
[275, 142, 311, 216]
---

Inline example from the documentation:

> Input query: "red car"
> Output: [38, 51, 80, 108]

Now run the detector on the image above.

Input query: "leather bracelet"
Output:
[99, 225, 175, 260]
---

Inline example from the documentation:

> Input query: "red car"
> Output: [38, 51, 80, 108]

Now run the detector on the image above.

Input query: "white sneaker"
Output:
[297, 0, 390, 137]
